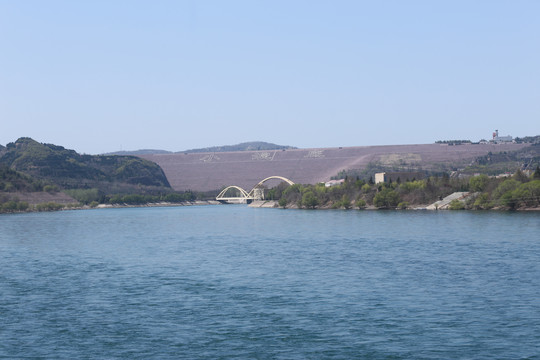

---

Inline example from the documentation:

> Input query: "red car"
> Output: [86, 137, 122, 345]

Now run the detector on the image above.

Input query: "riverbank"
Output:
[0, 200, 222, 215]
[247, 199, 540, 211]
[95, 200, 221, 209]
[2, 199, 539, 215]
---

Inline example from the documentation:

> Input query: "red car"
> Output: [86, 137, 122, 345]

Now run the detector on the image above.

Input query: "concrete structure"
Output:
[140, 143, 529, 192]
[426, 192, 472, 210]
[325, 179, 345, 187]
[375, 172, 425, 184]
[374, 173, 385, 184]
[492, 130, 513, 143]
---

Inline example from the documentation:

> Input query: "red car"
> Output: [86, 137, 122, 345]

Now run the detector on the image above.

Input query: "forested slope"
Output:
[0, 138, 171, 192]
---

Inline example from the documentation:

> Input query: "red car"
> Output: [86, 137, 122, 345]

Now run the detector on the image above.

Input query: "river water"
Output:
[1, 206, 539, 359]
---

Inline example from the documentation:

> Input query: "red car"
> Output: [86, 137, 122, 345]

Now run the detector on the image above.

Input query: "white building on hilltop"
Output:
[492, 130, 513, 143]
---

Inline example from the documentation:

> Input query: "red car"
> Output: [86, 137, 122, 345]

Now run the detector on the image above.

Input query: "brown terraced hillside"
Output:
[140, 143, 530, 192]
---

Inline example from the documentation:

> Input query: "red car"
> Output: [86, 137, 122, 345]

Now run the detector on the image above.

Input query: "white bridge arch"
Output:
[216, 176, 295, 203]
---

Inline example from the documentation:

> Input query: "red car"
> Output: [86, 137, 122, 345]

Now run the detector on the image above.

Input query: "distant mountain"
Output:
[180, 141, 296, 154]
[0, 138, 171, 192]
[104, 149, 173, 156]
[103, 141, 296, 155]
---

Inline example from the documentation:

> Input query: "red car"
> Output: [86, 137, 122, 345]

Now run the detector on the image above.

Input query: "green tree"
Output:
[340, 194, 352, 209]
[373, 188, 400, 208]
[492, 179, 520, 200]
[282, 184, 303, 205]
[533, 166, 540, 180]
[64, 188, 101, 204]
[515, 180, 540, 207]
[469, 174, 489, 192]
[397, 201, 409, 209]
[513, 169, 529, 183]
[17, 201, 29, 211]
[302, 191, 318, 209]
[473, 193, 491, 209]
[355, 198, 367, 209]
[3, 182, 14, 192]
[43, 184, 58, 193]
[361, 184, 371, 193]
[35, 202, 64, 211]
[1, 201, 18, 211]
[448, 199, 465, 210]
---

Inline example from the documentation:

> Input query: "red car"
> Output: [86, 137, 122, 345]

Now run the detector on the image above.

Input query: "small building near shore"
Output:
[325, 179, 345, 187]
[375, 172, 425, 184]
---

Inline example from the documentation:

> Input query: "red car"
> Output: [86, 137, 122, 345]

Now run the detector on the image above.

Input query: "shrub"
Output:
[473, 193, 492, 210]
[17, 202, 29, 211]
[35, 202, 64, 211]
[109, 194, 123, 204]
[164, 192, 196, 203]
[356, 199, 367, 209]
[373, 188, 400, 208]
[448, 199, 465, 210]
[397, 201, 410, 209]
[513, 169, 529, 183]
[469, 174, 489, 192]
[361, 184, 371, 193]
[302, 191, 318, 209]
[164, 193, 185, 202]
[492, 179, 520, 199]
[1, 201, 18, 211]
[43, 184, 58, 193]
[121, 194, 145, 204]
[340, 194, 352, 209]
[511, 180, 540, 208]
[64, 188, 101, 204]
[399, 180, 425, 193]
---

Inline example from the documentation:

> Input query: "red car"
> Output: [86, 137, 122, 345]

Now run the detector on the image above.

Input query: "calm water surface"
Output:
[1, 206, 539, 359]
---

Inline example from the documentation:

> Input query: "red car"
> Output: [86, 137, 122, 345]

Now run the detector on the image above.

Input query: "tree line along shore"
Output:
[1, 137, 540, 213]
[2, 167, 539, 214]
[264, 168, 540, 210]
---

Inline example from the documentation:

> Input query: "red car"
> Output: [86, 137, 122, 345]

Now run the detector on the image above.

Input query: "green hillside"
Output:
[461, 143, 540, 175]
[0, 165, 48, 192]
[0, 138, 171, 192]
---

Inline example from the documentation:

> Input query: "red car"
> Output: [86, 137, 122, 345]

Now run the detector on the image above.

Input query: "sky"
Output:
[1, 1, 539, 154]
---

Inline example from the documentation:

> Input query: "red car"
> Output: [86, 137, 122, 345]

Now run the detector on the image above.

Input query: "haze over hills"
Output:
[105, 141, 296, 156]
[181, 141, 296, 154]
[107, 149, 174, 156]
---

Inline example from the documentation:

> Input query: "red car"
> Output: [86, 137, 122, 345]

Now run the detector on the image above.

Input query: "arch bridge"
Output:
[216, 176, 295, 203]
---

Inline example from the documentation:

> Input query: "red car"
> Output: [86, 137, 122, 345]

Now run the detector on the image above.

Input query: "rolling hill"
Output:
[105, 141, 296, 156]
[0, 138, 171, 193]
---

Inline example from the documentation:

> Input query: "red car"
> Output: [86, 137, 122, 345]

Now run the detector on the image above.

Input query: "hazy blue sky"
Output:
[1, 1, 538, 154]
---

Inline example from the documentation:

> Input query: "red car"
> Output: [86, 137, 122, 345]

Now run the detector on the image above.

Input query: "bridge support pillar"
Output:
[252, 188, 264, 200]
